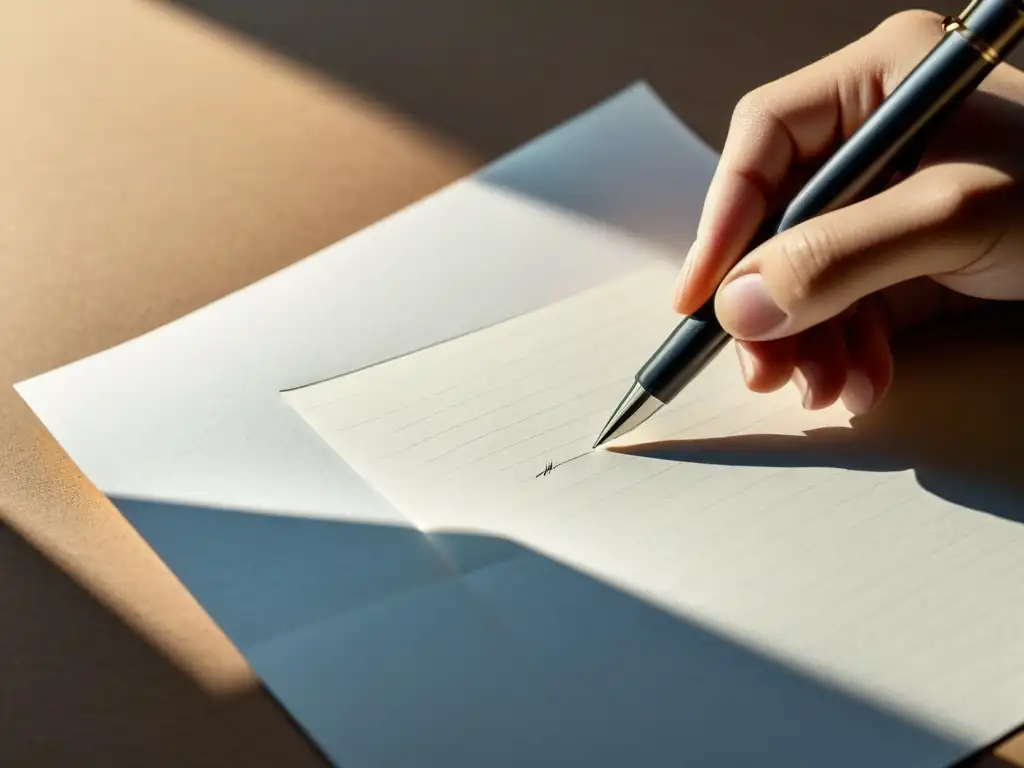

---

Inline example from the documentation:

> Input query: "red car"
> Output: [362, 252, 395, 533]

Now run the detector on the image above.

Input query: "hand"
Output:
[674, 10, 1024, 414]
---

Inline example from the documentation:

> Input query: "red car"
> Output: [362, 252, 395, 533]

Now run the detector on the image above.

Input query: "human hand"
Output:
[674, 10, 1024, 414]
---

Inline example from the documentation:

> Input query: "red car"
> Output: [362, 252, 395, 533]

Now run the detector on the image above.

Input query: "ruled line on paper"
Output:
[302, 270, 671, 430]
[284, 263, 856, 510]
[284, 264, 851, 493]
[283, 263, 1024, 749]
[329, 303, 658, 433]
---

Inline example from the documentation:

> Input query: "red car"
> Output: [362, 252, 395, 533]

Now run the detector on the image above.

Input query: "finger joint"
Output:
[776, 227, 837, 308]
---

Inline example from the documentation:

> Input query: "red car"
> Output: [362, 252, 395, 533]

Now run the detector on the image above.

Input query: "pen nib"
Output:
[592, 381, 663, 449]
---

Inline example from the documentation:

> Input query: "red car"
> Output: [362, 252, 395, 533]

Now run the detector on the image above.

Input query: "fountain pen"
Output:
[594, 0, 1024, 449]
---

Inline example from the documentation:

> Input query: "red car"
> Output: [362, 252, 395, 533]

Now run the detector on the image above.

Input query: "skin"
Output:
[674, 10, 1024, 415]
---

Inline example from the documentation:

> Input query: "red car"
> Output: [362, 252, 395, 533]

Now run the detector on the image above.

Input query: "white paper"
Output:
[19, 82, 1022, 766]
[285, 263, 1024, 756]
[16, 84, 714, 525]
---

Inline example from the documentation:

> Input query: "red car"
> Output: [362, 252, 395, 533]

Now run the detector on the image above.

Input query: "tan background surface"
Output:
[1, 0, 1022, 764]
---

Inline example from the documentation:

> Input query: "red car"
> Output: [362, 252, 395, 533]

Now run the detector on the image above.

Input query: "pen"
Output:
[594, 0, 1024, 449]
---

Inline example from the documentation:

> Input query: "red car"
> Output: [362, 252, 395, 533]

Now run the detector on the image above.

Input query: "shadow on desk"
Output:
[109, 494, 974, 768]
[0, 519, 326, 767]
[163, 0, 1024, 163]
[613, 316, 1024, 523]
[164, 0, 964, 159]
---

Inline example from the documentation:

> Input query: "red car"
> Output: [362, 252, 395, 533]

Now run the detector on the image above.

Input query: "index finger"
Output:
[673, 10, 944, 315]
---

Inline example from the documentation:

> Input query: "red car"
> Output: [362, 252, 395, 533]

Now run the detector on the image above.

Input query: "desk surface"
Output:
[2, 0, 1021, 764]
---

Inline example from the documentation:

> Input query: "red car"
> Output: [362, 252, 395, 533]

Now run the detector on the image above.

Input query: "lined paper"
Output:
[284, 264, 1024, 745]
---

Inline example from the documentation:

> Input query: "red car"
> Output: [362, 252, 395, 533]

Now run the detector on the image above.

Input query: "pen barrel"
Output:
[781, 0, 1024, 228]
[956, 0, 1024, 58]
[637, 213, 781, 403]
[637, 311, 731, 404]
[637, 0, 1024, 408]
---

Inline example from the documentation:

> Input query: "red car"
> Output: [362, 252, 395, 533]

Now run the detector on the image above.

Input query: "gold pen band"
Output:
[942, 16, 1002, 63]
[943, 0, 1024, 64]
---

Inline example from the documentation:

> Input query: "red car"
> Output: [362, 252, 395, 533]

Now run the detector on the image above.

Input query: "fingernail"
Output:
[673, 243, 699, 309]
[735, 343, 754, 383]
[841, 371, 874, 415]
[791, 363, 823, 409]
[717, 273, 788, 340]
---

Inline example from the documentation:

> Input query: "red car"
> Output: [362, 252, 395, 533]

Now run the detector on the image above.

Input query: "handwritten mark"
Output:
[535, 452, 590, 478]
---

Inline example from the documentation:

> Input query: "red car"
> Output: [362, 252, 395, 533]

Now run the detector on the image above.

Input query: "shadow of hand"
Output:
[612, 312, 1024, 522]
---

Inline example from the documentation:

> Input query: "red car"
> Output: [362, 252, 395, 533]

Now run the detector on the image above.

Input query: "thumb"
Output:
[713, 164, 993, 341]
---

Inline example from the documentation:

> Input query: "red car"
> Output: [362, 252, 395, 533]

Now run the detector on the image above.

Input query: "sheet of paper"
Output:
[285, 262, 1024, 751]
[19, 81, 1024, 766]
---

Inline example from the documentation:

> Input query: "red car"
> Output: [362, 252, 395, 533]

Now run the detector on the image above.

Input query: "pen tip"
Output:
[592, 381, 662, 449]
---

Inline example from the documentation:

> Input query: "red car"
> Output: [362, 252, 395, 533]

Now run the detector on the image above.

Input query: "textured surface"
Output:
[1, 0, 465, 764]
[2, 0, 1021, 764]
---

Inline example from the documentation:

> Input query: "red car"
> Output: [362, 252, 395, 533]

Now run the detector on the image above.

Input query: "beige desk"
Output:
[1, 0, 1021, 764]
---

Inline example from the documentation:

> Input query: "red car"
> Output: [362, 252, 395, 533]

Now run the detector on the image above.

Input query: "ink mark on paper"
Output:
[535, 452, 589, 478]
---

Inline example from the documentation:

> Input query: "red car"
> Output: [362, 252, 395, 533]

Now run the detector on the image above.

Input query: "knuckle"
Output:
[731, 86, 769, 127]
[924, 179, 971, 224]
[774, 227, 836, 307]
[870, 10, 945, 94]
